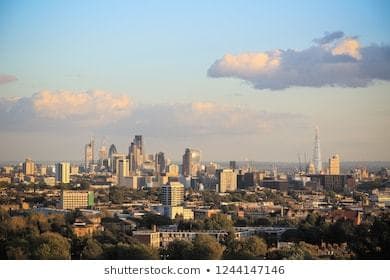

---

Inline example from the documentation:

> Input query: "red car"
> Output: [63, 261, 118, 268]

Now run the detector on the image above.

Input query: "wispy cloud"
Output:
[0, 74, 18, 85]
[208, 32, 390, 90]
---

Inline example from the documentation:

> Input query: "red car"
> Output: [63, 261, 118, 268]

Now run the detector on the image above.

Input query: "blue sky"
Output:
[0, 0, 389, 162]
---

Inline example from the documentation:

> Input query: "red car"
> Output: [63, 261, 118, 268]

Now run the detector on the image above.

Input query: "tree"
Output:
[253, 217, 272, 226]
[81, 238, 103, 259]
[6, 246, 28, 260]
[140, 214, 172, 228]
[165, 240, 193, 260]
[32, 232, 70, 260]
[5, 237, 30, 259]
[204, 214, 234, 230]
[109, 187, 124, 204]
[192, 235, 224, 260]
[267, 244, 310, 260]
[103, 243, 159, 260]
[349, 216, 390, 259]
[327, 219, 354, 244]
[28, 214, 50, 234]
[224, 236, 267, 259]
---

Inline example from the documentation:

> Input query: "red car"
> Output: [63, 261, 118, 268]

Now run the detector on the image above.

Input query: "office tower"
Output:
[60, 190, 94, 210]
[98, 144, 108, 160]
[229, 161, 237, 170]
[329, 154, 340, 175]
[129, 135, 144, 173]
[206, 162, 218, 176]
[38, 165, 47, 176]
[155, 152, 166, 174]
[112, 153, 127, 175]
[97, 143, 108, 170]
[166, 164, 179, 177]
[118, 158, 129, 181]
[182, 148, 201, 177]
[312, 126, 322, 174]
[118, 158, 130, 188]
[217, 169, 237, 193]
[23, 158, 35, 176]
[134, 135, 144, 155]
[70, 165, 79, 175]
[108, 144, 117, 171]
[84, 138, 94, 171]
[161, 182, 184, 206]
[56, 162, 70, 184]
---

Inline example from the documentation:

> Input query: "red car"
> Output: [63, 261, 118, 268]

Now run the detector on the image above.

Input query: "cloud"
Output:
[32, 90, 133, 123]
[107, 101, 307, 137]
[0, 93, 307, 137]
[208, 32, 390, 90]
[0, 90, 134, 131]
[0, 74, 18, 85]
[313, 31, 345, 45]
[208, 51, 281, 80]
[331, 37, 361, 59]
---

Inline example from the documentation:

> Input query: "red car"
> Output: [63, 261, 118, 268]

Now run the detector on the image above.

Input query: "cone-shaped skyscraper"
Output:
[312, 126, 322, 174]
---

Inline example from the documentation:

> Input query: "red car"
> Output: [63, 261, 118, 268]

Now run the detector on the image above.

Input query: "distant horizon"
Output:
[1, 1, 390, 162]
[2, 159, 389, 166]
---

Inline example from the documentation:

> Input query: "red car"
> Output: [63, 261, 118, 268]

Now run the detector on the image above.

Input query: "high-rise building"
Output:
[229, 161, 237, 170]
[206, 162, 218, 176]
[155, 152, 166, 174]
[108, 144, 117, 172]
[312, 126, 322, 174]
[117, 158, 129, 185]
[60, 190, 94, 210]
[129, 135, 144, 174]
[134, 135, 144, 155]
[98, 143, 108, 169]
[217, 169, 237, 193]
[38, 165, 47, 176]
[56, 162, 70, 184]
[70, 165, 79, 175]
[84, 138, 94, 171]
[161, 182, 184, 206]
[329, 154, 340, 175]
[166, 164, 179, 177]
[182, 148, 201, 177]
[23, 158, 35, 176]
[112, 153, 127, 176]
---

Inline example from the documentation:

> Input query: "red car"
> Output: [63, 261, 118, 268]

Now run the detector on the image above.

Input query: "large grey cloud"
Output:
[208, 32, 390, 90]
[0, 91, 307, 136]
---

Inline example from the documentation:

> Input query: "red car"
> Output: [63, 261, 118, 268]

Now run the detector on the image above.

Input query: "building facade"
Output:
[60, 190, 94, 210]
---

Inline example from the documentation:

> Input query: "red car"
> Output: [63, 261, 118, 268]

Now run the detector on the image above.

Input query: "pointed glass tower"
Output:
[312, 126, 322, 174]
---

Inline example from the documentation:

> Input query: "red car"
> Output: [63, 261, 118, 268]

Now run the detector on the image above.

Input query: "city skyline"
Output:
[1, 1, 390, 162]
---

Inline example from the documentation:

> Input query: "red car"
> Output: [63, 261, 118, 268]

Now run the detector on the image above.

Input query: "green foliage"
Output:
[204, 214, 234, 230]
[253, 217, 272, 226]
[32, 232, 70, 260]
[103, 243, 159, 260]
[267, 243, 311, 260]
[165, 240, 194, 260]
[109, 186, 125, 204]
[224, 235, 267, 259]
[191, 235, 224, 260]
[349, 217, 390, 259]
[81, 238, 103, 259]
[140, 213, 172, 228]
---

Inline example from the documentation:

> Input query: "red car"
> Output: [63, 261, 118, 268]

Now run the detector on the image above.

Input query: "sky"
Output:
[0, 0, 389, 162]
